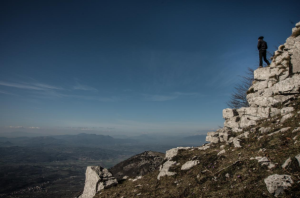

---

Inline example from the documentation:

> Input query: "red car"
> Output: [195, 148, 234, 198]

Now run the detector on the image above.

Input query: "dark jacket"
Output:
[257, 40, 268, 51]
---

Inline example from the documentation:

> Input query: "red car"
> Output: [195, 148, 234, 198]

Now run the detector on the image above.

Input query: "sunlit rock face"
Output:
[79, 166, 117, 198]
[206, 22, 300, 144]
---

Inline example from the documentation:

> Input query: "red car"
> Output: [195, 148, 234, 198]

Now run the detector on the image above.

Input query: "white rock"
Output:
[295, 154, 300, 167]
[157, 161, 177, 180]
[293, 135, 298, 140]
[198, 144, 210, 150]
[233, 138, 242, 148]
[258, 157, 270, 164]
[274, 74, 300, 94]
[270, 108, 281, 117]
[280, 113, 293, 123]
[224, 117, 240, 129]
[268, 163, 276, 169]
[292, 127, 300, 133]
[258, 148, 266, 152]
[282, 157, 291, 169]
[254, 67, 271, 80]
[264, 174, 293, 197]
[181, 160, 200, 171]
[217, 149, 226, 156]
[259, 127, 271, 134]
[267, 127, 291, 137]
[239, 116, 256, 128]
[80, 166, 117, 198]
[166, 147, 190, 160]
[205, 136, 219, 143]
[249, 96, 281, 108]
[275, 51, 290, 65]
[291, 40, 300, 73]
[223, 108, 238, 119]
[281, 107, 294, 115]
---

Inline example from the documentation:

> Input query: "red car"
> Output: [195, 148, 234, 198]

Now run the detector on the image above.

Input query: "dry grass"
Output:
[95, 100, 300, 198]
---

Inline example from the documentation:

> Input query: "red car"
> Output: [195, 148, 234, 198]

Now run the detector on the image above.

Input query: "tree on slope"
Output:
[227, 67, 254, 109]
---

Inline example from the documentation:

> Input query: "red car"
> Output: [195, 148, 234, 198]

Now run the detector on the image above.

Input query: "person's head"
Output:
[258, 36, 264, 41]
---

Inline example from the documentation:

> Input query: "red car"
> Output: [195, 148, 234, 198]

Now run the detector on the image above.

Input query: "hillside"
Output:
[78, 22, 300, 198]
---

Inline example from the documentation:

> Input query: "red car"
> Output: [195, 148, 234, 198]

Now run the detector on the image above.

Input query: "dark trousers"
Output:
[259, 50, 270, 66]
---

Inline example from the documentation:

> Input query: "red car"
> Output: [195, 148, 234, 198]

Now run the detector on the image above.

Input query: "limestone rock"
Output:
[223, 108, 238, 119]
[157, 161, 177, 180]
[80, 166, 118, 198]
[295, 154, 300, 167]
[198, 144, 210, 150]
[239, 116, 256, 128]
[166, 147, 190, 160]
[264, 174, 293, 197]
[292, 127, 300, 133]
[233, 138, 242, 148]
[291, 40, 300, 73]
[270, 108, 281, 117]
[274, 74, 300, 94]
[259, 127, 271, 134]
[224, 116, 240, 129]
[205, 132, 220, 143]
[275, 51, 290, 65]
[181, 160, 199, 171]
[281, 107, 294, 115]
[282, 157, 292, 169]
[217, 149, 226, 156]
[281, 113, 293, 123]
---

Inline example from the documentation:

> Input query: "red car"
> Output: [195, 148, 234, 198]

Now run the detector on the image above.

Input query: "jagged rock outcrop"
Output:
[206, 22, 300, 145]
[79, 166, 117, 198]
[109, 151, 164, 181]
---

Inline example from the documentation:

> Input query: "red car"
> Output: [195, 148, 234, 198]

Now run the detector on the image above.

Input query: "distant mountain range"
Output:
[0, 132, 206, 148]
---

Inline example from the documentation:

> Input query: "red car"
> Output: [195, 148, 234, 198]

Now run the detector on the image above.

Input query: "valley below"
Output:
[0, 133, 205, 198]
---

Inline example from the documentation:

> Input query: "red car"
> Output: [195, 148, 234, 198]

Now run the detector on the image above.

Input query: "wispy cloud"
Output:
[7, 126, 40, 129]
[0, 90, 18, 96]
[143, 94, 178, 101]
[142, 92, 205, 101]
[34, 89, 119, 102]
[73, 84, 98, 92]
[0, 81, 63, 91]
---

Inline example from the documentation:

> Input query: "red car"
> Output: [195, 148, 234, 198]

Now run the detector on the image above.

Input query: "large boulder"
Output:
[264, 174, 293, 197]
[157, 161, 177, 180]
[80, 166, 118, 198]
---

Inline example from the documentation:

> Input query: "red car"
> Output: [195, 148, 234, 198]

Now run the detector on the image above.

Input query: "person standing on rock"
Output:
[257, 36, 270, 68]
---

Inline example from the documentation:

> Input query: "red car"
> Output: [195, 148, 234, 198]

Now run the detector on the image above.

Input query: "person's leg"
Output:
[263, 51, 270, 65]
[259, 51, 263, 67]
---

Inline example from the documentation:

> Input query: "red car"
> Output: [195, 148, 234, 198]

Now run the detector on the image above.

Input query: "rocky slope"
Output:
[79, 22, 300, 198]
[109, 151, 164, 181]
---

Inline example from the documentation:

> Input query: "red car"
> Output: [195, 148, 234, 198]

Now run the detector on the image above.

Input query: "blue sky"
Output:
[0, 0, 299, 136]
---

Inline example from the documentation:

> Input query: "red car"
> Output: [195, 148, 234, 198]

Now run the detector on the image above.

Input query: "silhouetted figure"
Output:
[257, 36, 270, 67]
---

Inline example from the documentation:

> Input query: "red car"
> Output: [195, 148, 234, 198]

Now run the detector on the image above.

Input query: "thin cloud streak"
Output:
[0, 90, 18, 96]
[142, 92, 205, 101]
[0, 81, 63, 91]
[73, 84, 98, 92]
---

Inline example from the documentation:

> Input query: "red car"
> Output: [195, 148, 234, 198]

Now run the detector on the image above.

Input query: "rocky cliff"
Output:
[80, 22, 300, 198]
